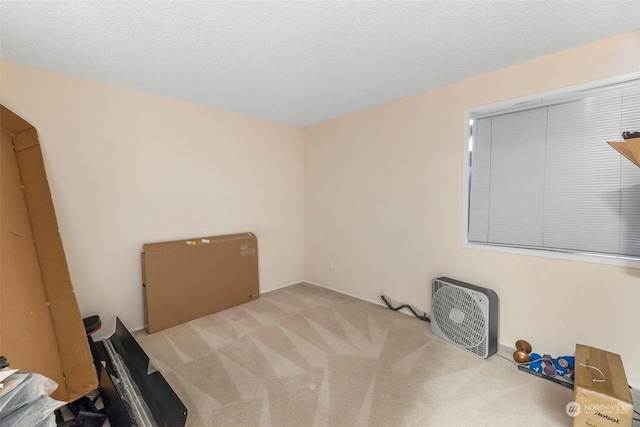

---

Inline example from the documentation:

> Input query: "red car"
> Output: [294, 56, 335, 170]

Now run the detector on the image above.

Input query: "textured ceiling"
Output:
[1, 1, 639, 127]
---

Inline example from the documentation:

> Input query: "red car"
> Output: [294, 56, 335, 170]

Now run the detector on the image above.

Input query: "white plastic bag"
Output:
[0, 372, 65, 427]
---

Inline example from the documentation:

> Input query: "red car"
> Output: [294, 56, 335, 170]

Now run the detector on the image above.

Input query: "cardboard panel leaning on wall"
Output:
[142, 232, 260, 333]
[1, 127, 65, 392]
[0, 105, 98, 401]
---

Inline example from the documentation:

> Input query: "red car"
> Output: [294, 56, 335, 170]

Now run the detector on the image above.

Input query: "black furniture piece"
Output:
[88, 317, 188, 427]
[55, 394, 107, 427]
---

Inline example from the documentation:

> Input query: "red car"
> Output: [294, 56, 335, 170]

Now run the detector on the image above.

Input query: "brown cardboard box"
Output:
[0, 105, 98, 401]
[142, 232, 259, 333]
[573, 344, 633, 427]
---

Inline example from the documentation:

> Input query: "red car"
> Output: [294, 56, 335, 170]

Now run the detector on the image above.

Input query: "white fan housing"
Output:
[431, 277, 498, 358]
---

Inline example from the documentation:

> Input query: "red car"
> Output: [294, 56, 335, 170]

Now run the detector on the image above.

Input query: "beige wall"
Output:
[305, 30, 640, 387]
[0, 62, 305, 338]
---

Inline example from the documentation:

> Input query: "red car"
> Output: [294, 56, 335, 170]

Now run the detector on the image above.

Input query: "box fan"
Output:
[431, 277, 498, 358]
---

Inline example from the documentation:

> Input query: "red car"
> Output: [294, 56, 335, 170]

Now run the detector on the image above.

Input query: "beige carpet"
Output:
[134, 282, 575, 426]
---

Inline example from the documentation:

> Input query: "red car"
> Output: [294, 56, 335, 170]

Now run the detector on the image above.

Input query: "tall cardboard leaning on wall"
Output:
[0, 105, 98, 401]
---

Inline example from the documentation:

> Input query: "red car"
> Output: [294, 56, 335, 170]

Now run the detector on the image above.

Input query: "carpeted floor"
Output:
[134, 282, 576, 426]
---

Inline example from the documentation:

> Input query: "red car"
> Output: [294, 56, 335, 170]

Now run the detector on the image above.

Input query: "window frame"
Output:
[462, 72, 640, 269]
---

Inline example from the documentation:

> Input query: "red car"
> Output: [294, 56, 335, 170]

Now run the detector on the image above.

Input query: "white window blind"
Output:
[468, 79, 640, 260]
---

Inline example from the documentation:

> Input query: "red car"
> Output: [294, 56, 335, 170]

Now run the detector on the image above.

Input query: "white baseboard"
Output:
[260, 279, 306, 294]
[301, 280, 389, 309]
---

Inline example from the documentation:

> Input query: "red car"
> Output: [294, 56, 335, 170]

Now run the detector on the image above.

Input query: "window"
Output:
[466, 76, 640, 264]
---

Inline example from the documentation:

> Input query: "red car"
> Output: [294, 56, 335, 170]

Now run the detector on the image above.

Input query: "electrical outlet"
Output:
[328, 260, 334, 270]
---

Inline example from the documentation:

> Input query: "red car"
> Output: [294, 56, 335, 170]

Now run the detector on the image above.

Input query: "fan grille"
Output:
[432, 285, 486, 354]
